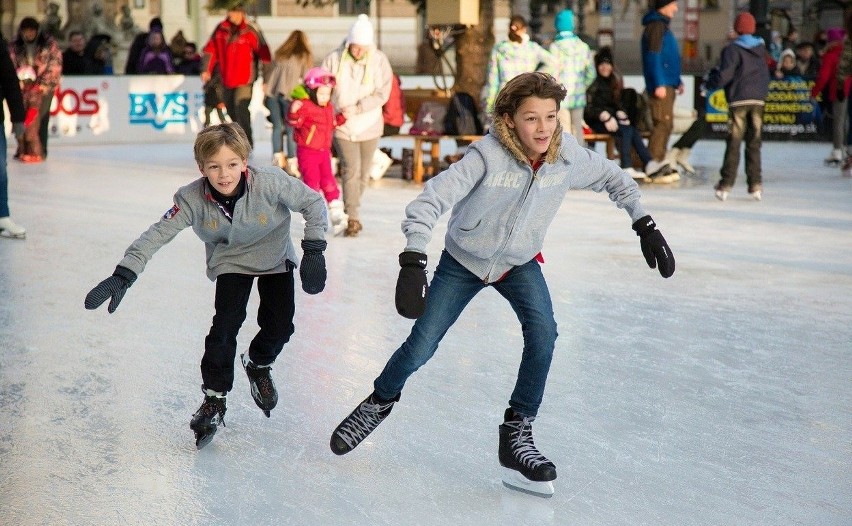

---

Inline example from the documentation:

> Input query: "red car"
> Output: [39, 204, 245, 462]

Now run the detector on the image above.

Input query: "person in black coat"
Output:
[62, 31, 95, 75]
[125, 17, 163, 74]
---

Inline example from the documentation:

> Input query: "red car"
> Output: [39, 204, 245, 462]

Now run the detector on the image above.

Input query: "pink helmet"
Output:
[304, 67, 336, 89]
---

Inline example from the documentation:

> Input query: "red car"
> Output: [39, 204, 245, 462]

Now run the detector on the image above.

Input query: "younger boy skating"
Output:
[85, 122, 329, 449]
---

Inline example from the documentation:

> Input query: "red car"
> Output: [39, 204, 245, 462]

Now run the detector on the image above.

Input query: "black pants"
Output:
[201, 272, 295, 393]
[223, 84, 254, 146]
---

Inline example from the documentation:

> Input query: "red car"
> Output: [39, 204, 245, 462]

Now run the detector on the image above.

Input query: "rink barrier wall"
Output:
[1, 75, 694, 147]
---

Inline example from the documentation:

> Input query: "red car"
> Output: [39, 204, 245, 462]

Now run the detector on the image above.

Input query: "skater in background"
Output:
[0, 32, 27, 239]
[201, 3, 271, 147]
[329, 72, 675, 498]
[288, 67, 348, 235]
[203, 67, 228, 127]
[811, 27, 848, 166]
[548, 9, 595, 145]
[704, 12, 770, 201]
[321, 14, 393, 237]
[265, 30, 313, 171]
[641, 0, 683, 183]
[84, 122, 329, 449]
[483, 15, 555, 116]
[8, 16, 62, 164]
[835, 12, 852, 176]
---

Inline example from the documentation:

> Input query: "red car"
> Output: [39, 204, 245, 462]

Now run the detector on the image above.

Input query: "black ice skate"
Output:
[498, 408, 557, 498]
[330, 391, 399, 455]
[190, 389, 227, 450]
[241, 353, 278, 417]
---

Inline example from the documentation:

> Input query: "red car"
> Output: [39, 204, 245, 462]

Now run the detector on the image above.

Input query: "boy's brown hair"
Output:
[493, 72, 567, 119]
[193, 122, 252, 165]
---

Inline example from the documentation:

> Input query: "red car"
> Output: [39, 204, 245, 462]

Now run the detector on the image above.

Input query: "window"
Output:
[339, 0, 370, 16]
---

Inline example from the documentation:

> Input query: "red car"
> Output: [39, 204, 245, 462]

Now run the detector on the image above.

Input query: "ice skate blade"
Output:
[194, 430, 217, 450]
[263, 410, 271, 418]
[0, 231, 26, 240]
[501, 467, 555, 498]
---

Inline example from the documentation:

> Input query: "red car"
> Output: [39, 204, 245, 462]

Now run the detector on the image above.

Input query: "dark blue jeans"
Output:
[374, 251, 558, 417]
[719, 104, 764, 191]
[588, 121, 651, 169]
[202, 272, 295, 393]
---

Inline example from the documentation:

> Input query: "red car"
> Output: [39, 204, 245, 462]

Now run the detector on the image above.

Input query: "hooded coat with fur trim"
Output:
[401, 119, 648, 282]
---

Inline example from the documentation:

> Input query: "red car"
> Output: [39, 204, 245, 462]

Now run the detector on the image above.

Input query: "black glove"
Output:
[300, 239, 327, 294]
[395, 251, 428, 319]
[632, 216, 675, 278]
[84, 266, 138, 313]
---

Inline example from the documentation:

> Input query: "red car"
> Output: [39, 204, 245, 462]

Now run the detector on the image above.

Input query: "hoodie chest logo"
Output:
[258, 213, 268, 226]
[483, 171, 523, 188]
[537, 172, 566, 188]
[205, 219, 219, 231]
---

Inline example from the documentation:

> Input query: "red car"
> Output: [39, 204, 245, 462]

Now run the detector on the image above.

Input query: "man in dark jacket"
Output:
[641, 0, 683, 183]
[0, 34, 27, 238]
[201, 3, 271, 147]
[705, 12, 771, 202]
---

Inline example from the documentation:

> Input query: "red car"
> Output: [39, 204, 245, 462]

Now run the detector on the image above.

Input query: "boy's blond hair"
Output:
[194, 122, 252, 165]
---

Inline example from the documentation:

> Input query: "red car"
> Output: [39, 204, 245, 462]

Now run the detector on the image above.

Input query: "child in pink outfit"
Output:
[288, 67, 348, 234]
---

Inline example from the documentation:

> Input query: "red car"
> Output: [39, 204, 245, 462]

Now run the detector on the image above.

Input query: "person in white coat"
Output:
[322, 15, 393, 237]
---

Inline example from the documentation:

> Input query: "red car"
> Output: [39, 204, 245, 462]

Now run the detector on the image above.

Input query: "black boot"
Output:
[499, 408, 557, 497]
[241, 353, 278, 417]
[190, 388, 227, 450]
[330, 391, 399, 455]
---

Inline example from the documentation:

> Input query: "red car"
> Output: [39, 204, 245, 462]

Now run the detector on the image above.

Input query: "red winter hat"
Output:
[734, 13, 756, 35]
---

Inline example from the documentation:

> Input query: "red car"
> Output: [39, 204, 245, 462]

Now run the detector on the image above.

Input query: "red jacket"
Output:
[382, 74, 405, 127]
[812, 40, 851, 102]
[288, 99, 346, 151]
[203, 19, 271, 89]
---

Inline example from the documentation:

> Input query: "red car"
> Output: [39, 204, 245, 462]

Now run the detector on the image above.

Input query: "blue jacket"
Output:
[705, 35, 770, 107]
[401, 119, 648, 283]
[641, 11, 682, 91]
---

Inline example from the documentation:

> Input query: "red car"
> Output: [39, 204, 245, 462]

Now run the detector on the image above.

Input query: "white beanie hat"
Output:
[347, 14, 375, 46]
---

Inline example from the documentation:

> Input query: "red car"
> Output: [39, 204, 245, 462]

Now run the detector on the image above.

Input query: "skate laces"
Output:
[246, 363, 275, 397]
[507, 417, 552, 469]
[197, 396, 226, 419]
[336, 397, 394, 449]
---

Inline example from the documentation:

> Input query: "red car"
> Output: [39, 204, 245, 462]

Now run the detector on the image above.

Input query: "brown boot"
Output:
[344, 219, 362, 237]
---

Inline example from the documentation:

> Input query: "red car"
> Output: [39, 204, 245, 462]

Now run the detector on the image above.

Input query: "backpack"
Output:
[443, 92, 483, 135]
[410, 100, 448, 136]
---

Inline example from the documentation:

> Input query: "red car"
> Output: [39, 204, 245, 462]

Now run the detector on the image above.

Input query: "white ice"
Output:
[0, 139, 850, 526]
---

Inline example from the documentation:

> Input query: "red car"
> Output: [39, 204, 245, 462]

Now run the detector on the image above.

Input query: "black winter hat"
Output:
[594, 47, 613, 66]
[652, 0, 677, 10]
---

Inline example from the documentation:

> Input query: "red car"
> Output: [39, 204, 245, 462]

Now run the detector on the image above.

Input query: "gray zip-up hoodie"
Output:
[402, 119, 648, 283]
[118, 166, 327, 281]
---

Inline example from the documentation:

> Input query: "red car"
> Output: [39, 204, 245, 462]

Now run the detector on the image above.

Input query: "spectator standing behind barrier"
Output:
[265, 30, 312, 171]
[704, 12, 770, 202]
[126, 17, 163, 74]
[0, 32, 27, 239]
[321, 14, 392, 237]
[201, 3, 271, 148]
[811, 28, 848, 165]
[137, 30, 174, 75]
[549, 9, 595, 145]
[175, 43, 202, 75]
[585, 47, 666, 183]
[8, 17, 62, 164]
[482, 15, 555, 116]
[641, 0, 683, 183]
[62, 31, 94, 75]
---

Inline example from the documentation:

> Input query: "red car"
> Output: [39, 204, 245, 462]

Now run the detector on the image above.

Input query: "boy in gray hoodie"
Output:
[85, 123, 328, 449]
[329, 72, 675, 497]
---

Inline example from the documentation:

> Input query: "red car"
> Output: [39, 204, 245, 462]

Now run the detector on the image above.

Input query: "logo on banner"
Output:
[128, 92, 190, 129]
[51, 87, 100, 116]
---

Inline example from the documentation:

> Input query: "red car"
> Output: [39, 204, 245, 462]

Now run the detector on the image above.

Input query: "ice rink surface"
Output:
[0, 138, 850, 525]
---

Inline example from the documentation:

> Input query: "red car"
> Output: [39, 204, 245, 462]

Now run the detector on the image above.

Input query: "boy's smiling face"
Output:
[200, 145, 247, 197]
[502, 96, 559, 161]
